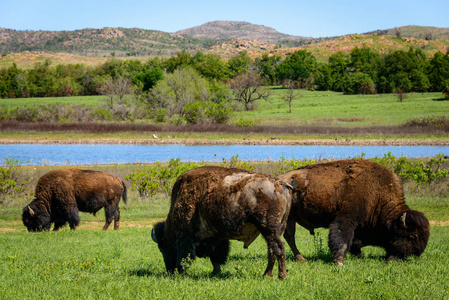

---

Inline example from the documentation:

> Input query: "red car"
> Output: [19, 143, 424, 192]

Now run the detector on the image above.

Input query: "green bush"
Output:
[0, 157, 34, 198]
[125, 158, 202, 197]
[235, 117, 258, 127]
[370, 152, 448, 185]
[271, 156, 316, 177]
[218, 155, 255, 171]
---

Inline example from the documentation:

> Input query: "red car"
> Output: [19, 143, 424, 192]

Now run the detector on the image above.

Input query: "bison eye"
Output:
[409, 234, 417, 240]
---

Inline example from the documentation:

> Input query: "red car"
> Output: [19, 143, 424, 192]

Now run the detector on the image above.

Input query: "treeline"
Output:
[2, 47, 449, 99]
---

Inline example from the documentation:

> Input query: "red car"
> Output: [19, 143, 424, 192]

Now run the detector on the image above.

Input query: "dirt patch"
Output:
[430, 220, 449, 226]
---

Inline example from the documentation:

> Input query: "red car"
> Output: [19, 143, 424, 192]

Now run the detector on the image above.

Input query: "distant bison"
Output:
[22, 169, 127, 232]
[277, 159, 430, 265]
[152, 166, 292, 279]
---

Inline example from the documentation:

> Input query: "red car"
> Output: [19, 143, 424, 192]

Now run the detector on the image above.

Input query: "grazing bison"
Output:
[277, 159, 429, 265]
[22, 169, 127, 232]
[151, 166, 292, 279]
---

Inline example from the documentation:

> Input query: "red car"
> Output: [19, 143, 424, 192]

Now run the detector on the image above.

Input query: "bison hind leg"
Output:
[260, 227, 288, 279]
[328, 220, 356, 265]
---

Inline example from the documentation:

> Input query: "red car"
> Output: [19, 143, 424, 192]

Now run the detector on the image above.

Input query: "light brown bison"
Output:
[22, 169, 127, 232]
[277, 159, 429, 265]
[151, 166, 292, 279]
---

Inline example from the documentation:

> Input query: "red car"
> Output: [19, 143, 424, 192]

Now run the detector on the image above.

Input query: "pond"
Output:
[1, 144, 448, 166]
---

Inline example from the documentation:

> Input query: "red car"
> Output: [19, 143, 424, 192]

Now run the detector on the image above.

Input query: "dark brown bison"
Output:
[151, 166, 292, 279]
[22, 168, 127, 232]
[277, 159, 430, 265]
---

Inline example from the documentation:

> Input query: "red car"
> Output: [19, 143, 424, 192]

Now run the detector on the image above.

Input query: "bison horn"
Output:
[151, 228, 158, 243]
[28, 206, 35, 217]
[400, 212, 407, 229]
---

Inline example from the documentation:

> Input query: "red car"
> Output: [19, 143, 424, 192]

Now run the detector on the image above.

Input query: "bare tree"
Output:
[394, 88, 408, 103]
[281, 80, 300, 113]
[98, 77, 134, 109]
[228, 71, 270, 111]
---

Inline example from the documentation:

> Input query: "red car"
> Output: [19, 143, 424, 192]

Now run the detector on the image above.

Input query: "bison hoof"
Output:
[333, 259, 344, 266]
[296, 254, 307, 262]
[278, 272, 288, 280]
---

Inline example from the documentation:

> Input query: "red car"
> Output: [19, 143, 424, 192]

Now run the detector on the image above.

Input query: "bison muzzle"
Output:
[22, 168, 127, 232]
[152, 166, 292, 279]
[277, 159, 430, 265]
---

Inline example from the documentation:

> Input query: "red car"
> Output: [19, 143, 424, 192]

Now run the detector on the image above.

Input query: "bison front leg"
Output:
[175, 233, 197, 274]
[283, 219, 307, 262]
[328, 219, 355, 265]
[209, 240, 230, 276]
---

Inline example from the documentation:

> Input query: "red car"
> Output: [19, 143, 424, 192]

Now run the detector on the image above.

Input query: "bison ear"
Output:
[400, 212, 407, 229]
[28, 206, 35, 217]
[151, 228, 158, 243]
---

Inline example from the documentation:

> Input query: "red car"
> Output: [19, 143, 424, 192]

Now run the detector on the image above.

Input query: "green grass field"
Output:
[1, 90, 447, 127]
[1, 193, 448, 299]
[249, 89, 448, 126]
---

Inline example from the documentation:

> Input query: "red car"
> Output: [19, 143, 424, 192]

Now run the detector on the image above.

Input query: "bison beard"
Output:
[22, 168, 127, 231]
[152, 166, 292, 279]
[277, 159, 430, 265]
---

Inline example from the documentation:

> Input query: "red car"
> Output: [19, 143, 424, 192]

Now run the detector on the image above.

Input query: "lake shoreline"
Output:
[1, 137, 449, 146]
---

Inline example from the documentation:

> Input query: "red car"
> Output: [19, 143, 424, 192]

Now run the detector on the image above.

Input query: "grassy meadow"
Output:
[1, 162, 449, 299]
[1, 90, 447, 127]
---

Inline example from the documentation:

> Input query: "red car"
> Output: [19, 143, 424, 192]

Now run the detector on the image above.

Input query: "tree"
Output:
[254, 52, 281, 85]
[281, 80, 300, 113]
[276, 50, 317, 87]
[328, 51, 350, 92]
[132, 68, 164, 92]
[148, 67, 227, 117]
[98, 77, 134, 109]
[165, 50, 192, 73]
[191, 52, 228, 80]
[227, 51, 252, 78]
[228, 71, 270, 111]
[428, 51, 449, 91]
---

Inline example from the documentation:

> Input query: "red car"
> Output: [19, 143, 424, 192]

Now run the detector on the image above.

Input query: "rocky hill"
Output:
[0, 27, 221, 57]
[0, 22, 448, 64]
[176, 20, 320, 46]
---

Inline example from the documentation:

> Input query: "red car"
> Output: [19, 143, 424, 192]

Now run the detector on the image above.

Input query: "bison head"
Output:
[386, 210, 430, 260]
[22, 202, 51, 232]
[152, 221, 177, 273]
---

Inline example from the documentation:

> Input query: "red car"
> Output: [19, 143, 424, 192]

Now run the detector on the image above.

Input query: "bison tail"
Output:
[121, 181, 128, 204]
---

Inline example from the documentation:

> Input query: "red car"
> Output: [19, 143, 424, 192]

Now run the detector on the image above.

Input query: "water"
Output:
[1, 144, 448, 166]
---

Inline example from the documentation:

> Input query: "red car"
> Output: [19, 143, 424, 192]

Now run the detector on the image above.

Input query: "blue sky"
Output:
[1, 0, 448, 37]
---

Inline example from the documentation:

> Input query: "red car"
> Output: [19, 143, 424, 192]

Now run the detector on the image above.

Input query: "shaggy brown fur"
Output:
[277, 159, 430, 265]
[22, 169, 127, 231]
[152, 166, 292, 279]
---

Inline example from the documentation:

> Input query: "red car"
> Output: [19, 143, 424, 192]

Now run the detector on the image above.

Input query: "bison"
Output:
[276, 159, 430, 265]
[151, 166, 292, 279]
[22, 168, 127, 232]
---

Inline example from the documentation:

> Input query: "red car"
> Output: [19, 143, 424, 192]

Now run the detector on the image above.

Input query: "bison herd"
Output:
[22, 159, 430, 279]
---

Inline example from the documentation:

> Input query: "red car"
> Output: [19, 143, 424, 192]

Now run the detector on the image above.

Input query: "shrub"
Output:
[0, 156, 34, 198]
[125, 158, 202, 197]
[235, 117, 258, 127]
[155, 109, 168, 123]
[405, 115, 449, 127]
[218, 155, 255, 171]
[271, 157, 316, 177]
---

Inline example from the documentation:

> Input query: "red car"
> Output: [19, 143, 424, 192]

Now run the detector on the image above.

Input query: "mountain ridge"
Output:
[0, 21, 448, 63]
